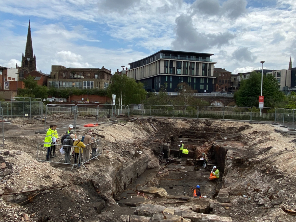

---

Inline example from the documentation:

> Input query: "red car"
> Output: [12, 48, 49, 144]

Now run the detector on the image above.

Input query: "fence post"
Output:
[173, 105, 174, 118]
[223, 106, 225, 120]
[293, 109, 295, 129]
[1, 108, 4, 148]
[127, 105, 130, 117]
[250, 108, 252, 121]
[11, 100, 12, 119]
[29, 98, 31, 120]
[275, 108, 277, 123]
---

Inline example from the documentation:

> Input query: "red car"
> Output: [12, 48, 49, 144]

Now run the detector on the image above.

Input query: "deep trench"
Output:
[111, 126, 229, 215]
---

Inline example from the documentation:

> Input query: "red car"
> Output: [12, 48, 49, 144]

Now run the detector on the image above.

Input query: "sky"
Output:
[0, 0, 295, 75]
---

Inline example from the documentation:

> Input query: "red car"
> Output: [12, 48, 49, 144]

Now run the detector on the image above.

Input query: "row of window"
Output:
[158, 82, 209, 90]
[61, 73, 100, 79]
[219, 80, 231, 84]
[48, 81, 95, 89]
[164, 61, 209, 76]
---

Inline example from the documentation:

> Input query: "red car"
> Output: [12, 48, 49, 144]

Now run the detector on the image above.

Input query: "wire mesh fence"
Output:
[0, 101, 44, 118]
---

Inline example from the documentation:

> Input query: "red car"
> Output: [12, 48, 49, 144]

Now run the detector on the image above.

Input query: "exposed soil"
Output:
[0, 116, 296, 221]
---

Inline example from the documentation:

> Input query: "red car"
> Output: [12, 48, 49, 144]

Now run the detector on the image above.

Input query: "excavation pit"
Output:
[1, 117, 295, 222]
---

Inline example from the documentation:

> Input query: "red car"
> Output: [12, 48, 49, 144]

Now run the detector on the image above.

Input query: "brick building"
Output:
[48, 65, 112, 89]
[213, 68, 231, 92]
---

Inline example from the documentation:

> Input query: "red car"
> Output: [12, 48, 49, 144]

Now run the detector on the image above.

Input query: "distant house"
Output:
[48, 65, 112, 90]
[213, 68, 231, 92]
[127, 50, 217, 93]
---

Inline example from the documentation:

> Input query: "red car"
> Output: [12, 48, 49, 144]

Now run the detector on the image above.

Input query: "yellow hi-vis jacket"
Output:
[73, 140, 86, 153]
[52, 129, 59, 141]
[180, 143, 184, 151]
[182, 148, 189, 154]
[213, 169, 220, 178]
[44, 128, 53, 147]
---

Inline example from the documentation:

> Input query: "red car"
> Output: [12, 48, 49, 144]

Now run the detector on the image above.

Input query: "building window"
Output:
[183, 62, 188, 75]
[200, 85, 204, 90]
[200, 78, 204, 83]
[166, 76, 168, 81]
[190, 62, 195, 75]
[164, 60, 169, 74]
[202, 64, 206, 76]
[177, 61, 182, 74]
[95, 74, 98, 79]
[169, 60, 175, 74]
[83, 81, 94, 89]
[170, 76, 172, 81]
[170, 83, 172, 89]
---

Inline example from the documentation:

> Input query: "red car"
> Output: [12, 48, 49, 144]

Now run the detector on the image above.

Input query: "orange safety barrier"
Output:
[83, 123, 99, 127]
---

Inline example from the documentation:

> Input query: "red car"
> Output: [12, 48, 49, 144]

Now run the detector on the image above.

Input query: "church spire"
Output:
[289, 56, 292, 70]
[19, 20, 37, 78]
[25, 20, 33, 58]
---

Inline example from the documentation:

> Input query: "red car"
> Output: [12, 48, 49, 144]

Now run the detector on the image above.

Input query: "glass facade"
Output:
[177, 61, 182, 74]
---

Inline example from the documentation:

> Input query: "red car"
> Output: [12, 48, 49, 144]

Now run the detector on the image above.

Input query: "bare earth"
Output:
[0, 116, 296, 222]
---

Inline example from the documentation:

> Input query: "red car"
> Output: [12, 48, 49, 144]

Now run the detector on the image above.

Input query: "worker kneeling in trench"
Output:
[209, 166, 219, 180]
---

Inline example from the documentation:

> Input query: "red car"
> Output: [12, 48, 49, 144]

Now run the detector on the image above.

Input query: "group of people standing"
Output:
[44, 124, 98, 166]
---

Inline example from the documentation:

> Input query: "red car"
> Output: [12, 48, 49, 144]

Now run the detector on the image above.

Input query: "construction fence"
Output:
[1, 101, 296, 129]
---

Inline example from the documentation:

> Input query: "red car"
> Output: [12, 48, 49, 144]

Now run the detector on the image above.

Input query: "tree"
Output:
[234, 71, 284, 108]
[175, 82, 195, 109]
[18, 75, 48, 99]
[143, 86, 172, 106]
[107, 74, 146, 105]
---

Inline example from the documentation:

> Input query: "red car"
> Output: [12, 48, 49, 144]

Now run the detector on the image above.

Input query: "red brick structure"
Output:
[48, 65, 112, 90]
[24, 71, 48, 86]
[213, 68, 232, 92]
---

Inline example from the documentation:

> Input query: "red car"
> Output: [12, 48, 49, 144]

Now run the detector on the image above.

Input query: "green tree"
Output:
[18, 75, 48, 99]
[285, 92, 296, 109]
[234, 71, 284, 107]
[143, 86, 172, 106]
[107, 74, 146, 105]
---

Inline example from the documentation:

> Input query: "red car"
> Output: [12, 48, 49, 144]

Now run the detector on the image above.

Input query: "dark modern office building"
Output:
[127, 50, 216, 93]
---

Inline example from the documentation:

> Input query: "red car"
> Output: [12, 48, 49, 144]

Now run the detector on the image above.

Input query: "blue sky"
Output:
[0, 0, 295, 74]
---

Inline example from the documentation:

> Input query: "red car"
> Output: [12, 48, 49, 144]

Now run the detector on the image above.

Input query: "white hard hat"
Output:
[69, 124, 73, 128]
[180, 141, 182, 143]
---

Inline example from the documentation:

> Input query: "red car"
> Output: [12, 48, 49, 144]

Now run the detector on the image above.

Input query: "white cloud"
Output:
[2, 59, 21, 69]
[233, 66, 256, 74]
[0, 0, 295, 76]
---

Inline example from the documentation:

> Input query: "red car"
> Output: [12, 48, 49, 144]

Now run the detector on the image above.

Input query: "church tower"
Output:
[19, 20, 36, 79]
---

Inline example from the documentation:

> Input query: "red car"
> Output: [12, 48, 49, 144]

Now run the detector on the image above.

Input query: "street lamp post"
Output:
[260, 61, 265, 117]
[120, 66, 125, 114]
